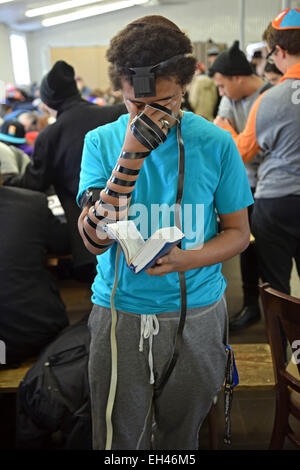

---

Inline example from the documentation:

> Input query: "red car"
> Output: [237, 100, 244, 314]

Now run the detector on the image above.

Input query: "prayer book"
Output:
[102, 220, 184, 274]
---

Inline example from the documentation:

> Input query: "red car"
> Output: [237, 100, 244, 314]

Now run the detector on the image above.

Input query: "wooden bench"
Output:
[0, 344, 275, 451]
[0, 359, 36, 393]
[0, 343, 275, 394]
[231, 343, 274, 390]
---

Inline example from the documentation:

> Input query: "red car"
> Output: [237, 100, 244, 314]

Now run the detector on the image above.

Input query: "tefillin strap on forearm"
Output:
[130, 113, 166, 150]
[147, 103, 180, 123]
[109, 176, 136, 187]
[82, 226, 114, 250]
[119, 151, 150, 160]
[130, 104, 180, 151]
[114, 164, 140, 175]
[93, 201, 128, 220]
[92, 154, 149, 223]
[104, 187, 132, 199]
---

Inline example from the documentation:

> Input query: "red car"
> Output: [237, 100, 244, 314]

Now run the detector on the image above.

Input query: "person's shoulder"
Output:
[35, 118, 56, 142]
[102, 102, 128, 116]
[219, 94, 232, 107]
[0, 185, 47, 204]
[96, 103, 128, 124]
[79, 100, 127, 117]
[183, 111, 233, 144]
[0, 141, 14, 157]
[8, 144, 28, 158]
[258, 78, 293, 111]
[85, 112, 129, 143]
[257, 81, 273, 95]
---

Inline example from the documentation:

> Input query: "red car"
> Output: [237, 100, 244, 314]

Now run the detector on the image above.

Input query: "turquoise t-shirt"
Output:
[77, 111, 253, 313]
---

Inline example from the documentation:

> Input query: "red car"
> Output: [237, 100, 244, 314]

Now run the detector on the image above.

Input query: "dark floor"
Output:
[1, 255, 299, 451]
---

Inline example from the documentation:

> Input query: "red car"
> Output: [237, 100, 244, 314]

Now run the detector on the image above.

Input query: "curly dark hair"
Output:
[106, 15, 197, 90]
[263, 21, 300, 55]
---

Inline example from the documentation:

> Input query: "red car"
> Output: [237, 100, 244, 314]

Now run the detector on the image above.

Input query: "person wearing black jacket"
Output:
[0, 184, 70, 367]
[4, 61, 127, 283]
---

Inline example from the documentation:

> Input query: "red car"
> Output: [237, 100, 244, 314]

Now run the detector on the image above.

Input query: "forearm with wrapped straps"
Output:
[82, 106, 171, 251]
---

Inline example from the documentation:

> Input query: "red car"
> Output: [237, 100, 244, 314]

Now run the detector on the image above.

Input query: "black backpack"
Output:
[16, 316, 92, 450]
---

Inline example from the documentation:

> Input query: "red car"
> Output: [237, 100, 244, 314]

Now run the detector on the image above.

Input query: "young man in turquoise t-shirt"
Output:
[77, 15, 253, 450]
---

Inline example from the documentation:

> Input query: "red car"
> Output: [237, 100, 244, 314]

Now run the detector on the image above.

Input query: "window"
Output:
[9, 33, 31, 86]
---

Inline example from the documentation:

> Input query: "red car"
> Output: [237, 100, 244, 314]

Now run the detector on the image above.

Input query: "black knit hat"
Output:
[40, 60, 80, 109]
[208, 40, 253, 77]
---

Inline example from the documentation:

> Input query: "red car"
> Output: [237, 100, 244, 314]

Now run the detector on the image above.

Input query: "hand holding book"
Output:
[102, 220, 184, 274]
[144, 244, 186, 277]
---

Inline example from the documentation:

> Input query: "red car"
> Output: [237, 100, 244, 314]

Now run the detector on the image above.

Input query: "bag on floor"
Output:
[15, 315, 92, 450]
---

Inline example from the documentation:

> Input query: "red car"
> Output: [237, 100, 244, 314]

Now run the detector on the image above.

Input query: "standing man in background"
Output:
[214, 8, 300, 297]
[4, 60, 126, 283]
[210, 40, 271, 331]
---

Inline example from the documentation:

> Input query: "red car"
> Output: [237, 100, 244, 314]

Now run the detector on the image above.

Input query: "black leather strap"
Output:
[131, 119, 159, 150]
[224, 348, 234, 445]
[79, 187, 102, 210]
[154, 114, 186, 397]
[120, 151, 149, 160]
[138, 113, 167, 144]
[83, 226, 113, 250]
[93, 203, 128, 221]
[175, 118, 185, 218]
[86, 215, 98, 230]
[147, 103, 180, 122]
[86, 213, 117, 229]
[99, 200, 129, 211]
[104, 188, 132, 199]
[114, 164, 140, 176]
[109, 176, 136, 187]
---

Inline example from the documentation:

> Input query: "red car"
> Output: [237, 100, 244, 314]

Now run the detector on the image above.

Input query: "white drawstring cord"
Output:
[139, 315, 159, 384]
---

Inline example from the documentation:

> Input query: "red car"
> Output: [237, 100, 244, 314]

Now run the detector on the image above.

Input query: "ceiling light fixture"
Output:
[25, 0, 106, 18]
[41, 0, 148, 27]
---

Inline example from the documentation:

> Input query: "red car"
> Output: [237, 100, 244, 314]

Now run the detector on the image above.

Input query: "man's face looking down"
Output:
[122, 76, 185, 127]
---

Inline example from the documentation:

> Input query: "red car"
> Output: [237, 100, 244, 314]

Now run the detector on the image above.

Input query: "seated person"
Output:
[0, 179, 70, 367]
[0, 141, 30, 183]
[0, 119, 33, 157]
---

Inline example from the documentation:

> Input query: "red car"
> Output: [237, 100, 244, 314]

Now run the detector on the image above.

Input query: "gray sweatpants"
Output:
[88, 295, 228, 450]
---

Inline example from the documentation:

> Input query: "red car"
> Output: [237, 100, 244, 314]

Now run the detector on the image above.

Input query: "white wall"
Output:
[25, 0, 282, 85]
[0, 23, 14, 84]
